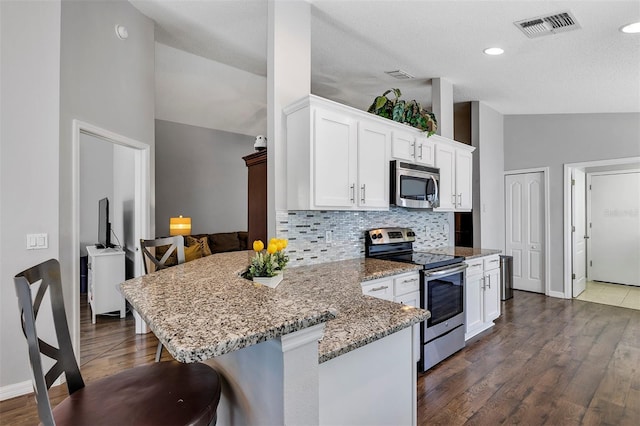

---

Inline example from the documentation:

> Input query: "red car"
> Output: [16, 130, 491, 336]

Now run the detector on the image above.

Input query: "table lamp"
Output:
[169, 215, 191, 236]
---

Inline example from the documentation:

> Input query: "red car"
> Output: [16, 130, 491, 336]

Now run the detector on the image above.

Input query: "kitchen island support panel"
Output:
[319, 326, 416, 426]
[207, 323, 325, 425]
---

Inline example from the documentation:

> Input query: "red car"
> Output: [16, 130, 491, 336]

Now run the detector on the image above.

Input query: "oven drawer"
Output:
[394, 272, 420, 296]
[361, 277, 394, 301]
[424, 312, 464, 342]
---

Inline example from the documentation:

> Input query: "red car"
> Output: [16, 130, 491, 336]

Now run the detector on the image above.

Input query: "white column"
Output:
[432, 78, 454, 139]
[267, 0, 311, 237]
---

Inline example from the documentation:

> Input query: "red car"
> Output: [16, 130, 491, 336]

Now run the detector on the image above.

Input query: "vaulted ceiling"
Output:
[130, 0, 640, 136]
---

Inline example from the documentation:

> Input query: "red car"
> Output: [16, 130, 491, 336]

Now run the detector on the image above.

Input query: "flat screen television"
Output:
[97, 197, 112, 248]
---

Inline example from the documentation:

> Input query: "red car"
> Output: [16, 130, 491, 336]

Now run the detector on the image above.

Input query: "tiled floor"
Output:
[575, 280, 640, 310]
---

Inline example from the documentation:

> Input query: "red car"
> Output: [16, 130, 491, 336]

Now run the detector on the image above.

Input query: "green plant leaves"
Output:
[368, 89, 438, 136]
[392, 100, 405, 122]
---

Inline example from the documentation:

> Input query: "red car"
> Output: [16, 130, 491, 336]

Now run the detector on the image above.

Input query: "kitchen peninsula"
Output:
[120, 251, 429, 426]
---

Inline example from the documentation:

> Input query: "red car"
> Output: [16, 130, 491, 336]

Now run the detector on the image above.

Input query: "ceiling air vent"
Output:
[385, 70, 414, 80]
[514, 11, 581, 38]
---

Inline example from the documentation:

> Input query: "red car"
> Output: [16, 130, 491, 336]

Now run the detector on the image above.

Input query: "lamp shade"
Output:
[169, 215, 191, 236]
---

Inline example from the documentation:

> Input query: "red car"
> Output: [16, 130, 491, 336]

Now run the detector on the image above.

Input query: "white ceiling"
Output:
[130, 0, 640, 136]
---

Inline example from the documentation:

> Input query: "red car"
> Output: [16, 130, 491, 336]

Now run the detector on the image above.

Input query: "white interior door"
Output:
[572, 169, 587, 297]
[505, 172, 545, 293]
[588, 172, 640, 286]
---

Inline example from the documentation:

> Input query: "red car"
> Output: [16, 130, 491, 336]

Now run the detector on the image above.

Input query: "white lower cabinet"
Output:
[363, 270, 421, 362]
[87, 246, 126, 324]
[464, 255, 501, 340]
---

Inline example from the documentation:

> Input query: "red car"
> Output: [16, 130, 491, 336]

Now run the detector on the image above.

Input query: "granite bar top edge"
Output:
[120, 252, 430, 364]
[424, 246, 502, 259]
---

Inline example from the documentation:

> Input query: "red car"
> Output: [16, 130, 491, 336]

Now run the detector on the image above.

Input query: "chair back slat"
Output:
[14, 259, 85, 425]
[140, 236, 185, 274]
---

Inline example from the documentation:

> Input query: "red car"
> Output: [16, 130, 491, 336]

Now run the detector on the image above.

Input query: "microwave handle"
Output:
[431, 175, 438, 204]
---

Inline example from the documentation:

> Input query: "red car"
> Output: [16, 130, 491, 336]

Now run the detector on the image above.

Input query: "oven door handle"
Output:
[423, 263, 468, 278]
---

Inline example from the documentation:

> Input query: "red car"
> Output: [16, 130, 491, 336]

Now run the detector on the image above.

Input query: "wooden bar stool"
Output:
[14, 259, 221, 426]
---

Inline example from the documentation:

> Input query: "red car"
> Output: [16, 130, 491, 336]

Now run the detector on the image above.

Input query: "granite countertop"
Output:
[425, 246, 502, 260]
[120, 251, 427, 364]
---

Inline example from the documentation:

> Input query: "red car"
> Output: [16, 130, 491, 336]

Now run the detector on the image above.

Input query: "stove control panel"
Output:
[366, 227, 416, 245]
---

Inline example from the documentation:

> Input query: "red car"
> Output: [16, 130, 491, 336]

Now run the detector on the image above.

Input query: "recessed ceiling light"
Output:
[483, 47, 504, 56]
[620, 21, 640, 34]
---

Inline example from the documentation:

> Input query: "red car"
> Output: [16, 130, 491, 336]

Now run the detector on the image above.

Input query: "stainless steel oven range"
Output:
[365, 227, 467, 372]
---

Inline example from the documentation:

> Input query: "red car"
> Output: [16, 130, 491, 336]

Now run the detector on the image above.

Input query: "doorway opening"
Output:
[563, 157, 640, 302]
[71, 120, 151, 357]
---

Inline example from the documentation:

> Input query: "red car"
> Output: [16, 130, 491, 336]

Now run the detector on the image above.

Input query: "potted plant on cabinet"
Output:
[367, 88, 438, 136]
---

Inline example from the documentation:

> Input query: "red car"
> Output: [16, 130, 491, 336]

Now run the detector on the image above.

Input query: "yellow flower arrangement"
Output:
[246, 238, 289, 279]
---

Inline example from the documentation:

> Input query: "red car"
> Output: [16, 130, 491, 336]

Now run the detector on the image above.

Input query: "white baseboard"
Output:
[548, 290, 567, 299]
[0, 380, 32, 401]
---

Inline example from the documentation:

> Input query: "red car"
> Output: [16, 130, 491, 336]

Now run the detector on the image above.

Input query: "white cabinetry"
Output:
[362, 270, 421, 363]
[391, 130, 434, 166]
[286, 96, 390, 210]
[464, 254, 501, 340]
[87, 246, 126, 324]
[361, 270, 420, 306]
[434, 136, 474, 211]
[285, 95, 474, 212]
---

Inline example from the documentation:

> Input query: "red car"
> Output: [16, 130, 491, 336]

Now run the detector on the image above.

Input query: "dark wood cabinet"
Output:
[243, 150, 267, 245]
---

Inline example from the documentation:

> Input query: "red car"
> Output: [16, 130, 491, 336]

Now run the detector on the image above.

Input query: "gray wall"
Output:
[0, 0, 155, 393]
[504, 112, 640, 294]
[1, 0, 61, 390]
[80, 134, 114, 255]
[155, 120, 253, 236]
[59, 0, 155, 341]
[472, 102, 505, 251]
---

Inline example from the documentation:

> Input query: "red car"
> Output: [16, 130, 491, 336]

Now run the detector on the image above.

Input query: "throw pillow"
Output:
[186, 235, 212, 257]
[184, 243, 203, 262]
[209, 232, 241, 253]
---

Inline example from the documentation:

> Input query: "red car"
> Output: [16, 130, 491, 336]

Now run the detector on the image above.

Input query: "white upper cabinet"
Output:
[285, 95, 473, 212]
[391, 130, 435, 166]
[285, 96, 389, 211]
[433, 135, 474, 212]
[358, 119, 391, 209]
[313, 107, 358, 208]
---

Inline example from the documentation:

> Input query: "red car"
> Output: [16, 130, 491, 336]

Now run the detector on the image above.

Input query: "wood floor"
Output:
[1, 291, 638, 425]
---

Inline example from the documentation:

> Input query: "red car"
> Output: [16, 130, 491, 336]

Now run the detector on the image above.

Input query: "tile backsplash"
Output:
[276, 207, 451, 267]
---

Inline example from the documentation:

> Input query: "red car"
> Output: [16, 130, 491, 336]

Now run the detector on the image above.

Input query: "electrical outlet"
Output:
[443, 223, 448, 233]
[325, 230, 333, 245]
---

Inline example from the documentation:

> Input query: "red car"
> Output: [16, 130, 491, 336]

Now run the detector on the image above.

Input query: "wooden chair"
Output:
[140, 236, 186, 361]
[14, 259, 221, 426]
[140, 235, 186, 274]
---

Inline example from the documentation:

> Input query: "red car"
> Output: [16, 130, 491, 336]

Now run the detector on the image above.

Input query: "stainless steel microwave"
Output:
[390, 161, 440, 209]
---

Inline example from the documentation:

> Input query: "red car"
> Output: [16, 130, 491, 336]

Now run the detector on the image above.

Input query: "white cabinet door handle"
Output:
[361, 184, 366, 204]
[410, 142, 416, 158]
[350, 184, 355, 203]
[457, 193, 462, 205]
[402, 278, 419, 283]
[370, 285, 389, 292]
[485, 275, 491, 289]
[452, 194, 456, 206]
[418, 143, 423, 159]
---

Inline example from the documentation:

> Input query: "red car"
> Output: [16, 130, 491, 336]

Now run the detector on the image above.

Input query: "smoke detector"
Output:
[514, 11, 581, 38]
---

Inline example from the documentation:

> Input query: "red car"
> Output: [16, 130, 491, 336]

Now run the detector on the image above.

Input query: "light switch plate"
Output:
[26, 233, 48, 250]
